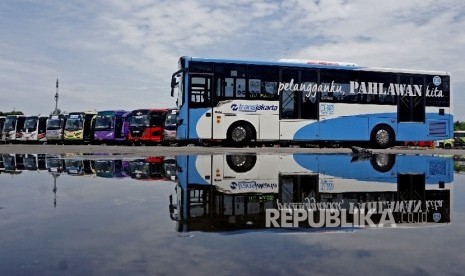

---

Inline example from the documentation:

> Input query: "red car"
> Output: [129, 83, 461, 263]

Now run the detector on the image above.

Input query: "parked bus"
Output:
[170, 57, 452, 148]
[170, 153, 452, 232]
[17, 115, 48, 143]
[128, 108, 168, 145]
[163, 108, 178, 144]
[63, 112, 97, 144]
[1, 115, 26, 143]
[46, 114, 67, 144]
[93, 110, 129, 144]
[0, 116, 5, 138]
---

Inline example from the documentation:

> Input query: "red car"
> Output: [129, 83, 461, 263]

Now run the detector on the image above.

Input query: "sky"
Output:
[1, 0, 465, 120]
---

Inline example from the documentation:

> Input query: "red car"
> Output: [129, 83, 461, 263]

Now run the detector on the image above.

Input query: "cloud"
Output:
[1, 0, 465, 119]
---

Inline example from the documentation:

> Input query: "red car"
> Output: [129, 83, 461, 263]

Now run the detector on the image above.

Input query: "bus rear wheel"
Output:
[226, 154, 257, 173]
[228, 123, 253, 147]
[371, 125, 394, 149]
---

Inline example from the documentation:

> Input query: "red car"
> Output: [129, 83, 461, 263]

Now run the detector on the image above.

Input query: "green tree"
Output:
[1, 111, 24, 116]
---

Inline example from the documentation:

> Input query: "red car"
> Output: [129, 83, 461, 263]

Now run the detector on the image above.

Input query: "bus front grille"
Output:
[429, 121, 447, 136]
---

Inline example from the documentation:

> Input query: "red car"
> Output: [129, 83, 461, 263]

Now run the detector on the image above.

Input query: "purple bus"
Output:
[93, 110, 129, 144]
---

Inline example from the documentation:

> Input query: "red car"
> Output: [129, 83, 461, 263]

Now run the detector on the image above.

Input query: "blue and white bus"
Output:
[169, 153, 453, 232]
[170, 57, 452, 148]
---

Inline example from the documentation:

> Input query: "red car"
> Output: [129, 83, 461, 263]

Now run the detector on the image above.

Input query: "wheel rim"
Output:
[230, 155, 247, 167]
[376, 129, 389, 146]
[231, 126, 247, 143]
[374, 154, 388, 168]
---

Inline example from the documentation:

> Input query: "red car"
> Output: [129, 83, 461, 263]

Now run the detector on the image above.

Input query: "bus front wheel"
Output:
[371, 125, 394, 149]
[228, 123, 253, 147]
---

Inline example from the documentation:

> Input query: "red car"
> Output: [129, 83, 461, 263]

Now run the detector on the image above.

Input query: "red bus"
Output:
[127, 109, 168, 145]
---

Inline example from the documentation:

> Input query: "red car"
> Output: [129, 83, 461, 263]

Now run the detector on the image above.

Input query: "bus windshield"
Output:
[24, 118, 38, 131]
[65, 118, 83, 131]
[165, 112, 177, 126]
[4, 117, 16, 131]
[130, 115, 149, 127]
[95, 115, 114, 130]
[47, 119, 62, 130]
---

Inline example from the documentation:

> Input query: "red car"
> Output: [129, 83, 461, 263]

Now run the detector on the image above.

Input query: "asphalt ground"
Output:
[1, 143, 464, 157]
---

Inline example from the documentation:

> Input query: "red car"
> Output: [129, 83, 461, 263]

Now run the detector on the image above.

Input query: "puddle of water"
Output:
[0, 153, 464, 275]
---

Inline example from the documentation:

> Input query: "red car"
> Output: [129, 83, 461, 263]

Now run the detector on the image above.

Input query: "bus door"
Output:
[83, 114, 95, 142]
[397, 75, 425, 140]
[38, 117, 47, 140]
[114, 114, 124, 139]
[279, 69, 319, 141]
[279, 174, 319, 204]
[188, 73, 213, 140]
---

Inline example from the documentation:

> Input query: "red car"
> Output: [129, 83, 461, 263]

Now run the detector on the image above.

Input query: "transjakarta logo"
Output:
[230, 181, 278, 190]
[231, 104, 278, 112]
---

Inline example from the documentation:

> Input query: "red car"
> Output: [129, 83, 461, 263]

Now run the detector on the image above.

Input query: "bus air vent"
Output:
[428, 121, 447, 136]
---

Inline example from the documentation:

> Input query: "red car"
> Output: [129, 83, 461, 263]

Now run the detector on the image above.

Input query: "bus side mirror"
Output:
[177, 119, 183, 126]
[171, 78, 178, 97]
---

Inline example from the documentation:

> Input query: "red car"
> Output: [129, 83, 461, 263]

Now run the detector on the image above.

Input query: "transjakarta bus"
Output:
[170, 153, 452, 232]
[93, 110, 129, 144]
[63, 112, 97, 144]
[17, 115, 48, 143]
[128, 109, 168, 145]
[170, 57, 452, 148]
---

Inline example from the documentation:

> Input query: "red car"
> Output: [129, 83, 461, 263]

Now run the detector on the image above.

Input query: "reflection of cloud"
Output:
[1, 171, 465, 274]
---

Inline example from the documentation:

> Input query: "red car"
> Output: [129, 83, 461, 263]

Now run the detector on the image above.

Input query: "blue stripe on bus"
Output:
[292, 154, 453, 184]
[188, 155, 210, 185]
[293, 113, 452, 141]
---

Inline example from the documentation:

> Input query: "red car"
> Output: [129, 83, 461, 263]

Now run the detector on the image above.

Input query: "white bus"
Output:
[171, 57, 452, 148]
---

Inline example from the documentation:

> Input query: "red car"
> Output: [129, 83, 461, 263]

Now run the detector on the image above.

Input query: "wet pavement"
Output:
[1, 152, 464, 275]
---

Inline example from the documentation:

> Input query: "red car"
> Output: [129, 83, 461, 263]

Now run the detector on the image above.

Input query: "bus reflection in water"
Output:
[169, 153, 453, 233]
[95, 160, 129, 178]
[127, 157, 167, 181]
[64, 159, 95, 176]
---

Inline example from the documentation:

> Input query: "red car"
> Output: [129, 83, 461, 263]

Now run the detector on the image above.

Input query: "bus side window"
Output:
[190, 76, 211, 106]
[236, 78, 246, 98]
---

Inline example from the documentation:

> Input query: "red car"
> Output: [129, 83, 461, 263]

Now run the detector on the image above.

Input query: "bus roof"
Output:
[131, 108, 169, 114]
[183, 56, 450, 76]
[97, 110, 128, 114]
[68, 111, 97, 115]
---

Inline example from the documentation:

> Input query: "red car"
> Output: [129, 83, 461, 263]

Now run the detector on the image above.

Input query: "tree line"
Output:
[0, 111, 24, 116]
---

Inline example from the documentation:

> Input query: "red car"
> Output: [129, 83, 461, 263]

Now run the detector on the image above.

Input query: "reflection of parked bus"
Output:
[64, 112, 97, 144]
[128, 109, 168, 145]
[46, 114, 67, 143]
[93, 110, 129, 144]
[163, 108, 178, 144]
[1, 154, 25, 174]
[64, 159, 95, 176]
[127, 156, 166, 180]
[170, 153, 452, 232]
[171, 57, 452, 148]
[1, 115, 26, 143]
[18, 116, 48, 143]
[46, 155, 65, 174]
[95, 160, 129, 178]
[23, 154, 47, 171]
